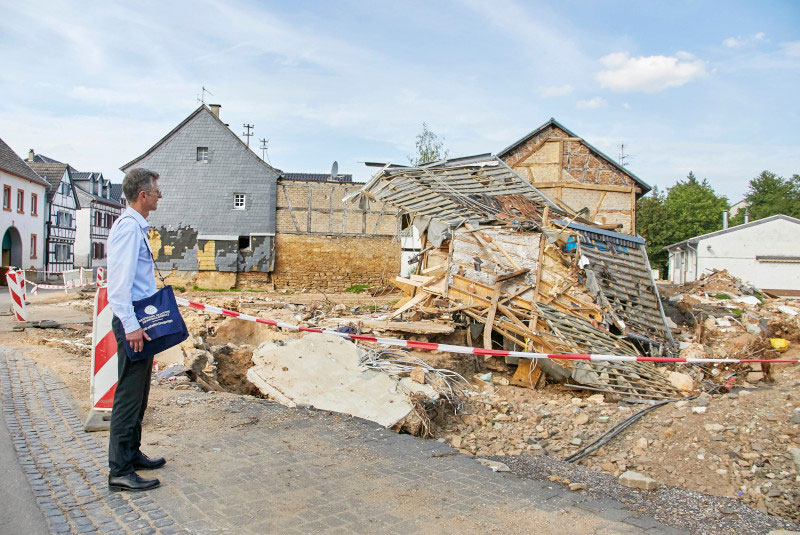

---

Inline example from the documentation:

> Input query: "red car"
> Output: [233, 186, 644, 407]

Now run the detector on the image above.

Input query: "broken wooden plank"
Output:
[387, 291, 430, 319]
[483, 282, 502, 350]
[360, 320, 454, 335]
[511, 359, 542, 389]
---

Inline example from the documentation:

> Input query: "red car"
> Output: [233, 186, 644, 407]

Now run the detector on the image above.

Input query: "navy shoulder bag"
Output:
[120, 219, 189, 361]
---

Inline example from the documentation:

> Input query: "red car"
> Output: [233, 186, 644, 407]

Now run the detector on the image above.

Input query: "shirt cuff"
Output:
[121, 315, 142, 334]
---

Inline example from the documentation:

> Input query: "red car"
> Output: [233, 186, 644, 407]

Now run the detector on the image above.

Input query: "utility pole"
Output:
[259, 138, 269, 161]
[242, 123, 254, 147]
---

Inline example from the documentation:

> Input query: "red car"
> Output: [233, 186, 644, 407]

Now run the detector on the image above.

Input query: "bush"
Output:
[345, 284, 372, 294]
[714, 293, 731, 300]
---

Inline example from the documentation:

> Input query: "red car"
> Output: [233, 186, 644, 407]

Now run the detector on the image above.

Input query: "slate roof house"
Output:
[26, 153, 81, 273]
[0, 138, 47, 276]
[664, 214, 800, 296]
[499, 118, 651, 235]
[120, 104, 281, 288]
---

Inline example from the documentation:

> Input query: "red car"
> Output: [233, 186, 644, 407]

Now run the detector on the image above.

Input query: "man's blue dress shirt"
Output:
[107, 206, 157, 334]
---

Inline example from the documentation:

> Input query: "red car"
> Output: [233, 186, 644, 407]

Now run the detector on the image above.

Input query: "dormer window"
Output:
[92, 178, 98, 195]
[197, 147, 209, 162]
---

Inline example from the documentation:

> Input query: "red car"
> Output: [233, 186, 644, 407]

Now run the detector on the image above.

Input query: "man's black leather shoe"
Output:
[133, 452, 166, 470]
[108, 472, 160, 492]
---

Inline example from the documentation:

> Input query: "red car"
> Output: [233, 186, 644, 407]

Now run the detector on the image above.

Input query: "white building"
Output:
[71, 171, 122, 269]
[664, 214, 800, 296]
[0, 137, 47, 275]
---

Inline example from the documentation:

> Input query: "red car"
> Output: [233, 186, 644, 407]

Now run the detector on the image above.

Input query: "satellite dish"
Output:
[331, 161, 339, 181]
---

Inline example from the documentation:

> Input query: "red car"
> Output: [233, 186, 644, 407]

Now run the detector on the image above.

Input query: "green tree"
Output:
[635, 186, 669, 270]
[636, 172, 729, 275]
[409, 122, 448, 166]
[730, 170, 800, 225]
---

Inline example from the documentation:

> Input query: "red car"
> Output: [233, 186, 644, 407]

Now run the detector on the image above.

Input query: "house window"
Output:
[197, 147, 209, 162]
[95, 211, 101, 227]
[238, 236, 251, 250]
[16, 189, 24, 213]
[3, 185, 10, 210]
[233, 193, 246, 210]
[30, 234, 37, 258]
[31, 193, 38, 215]
[55, 243, 70, 262]
[92, 242, 105, 259]
[60, 181, 70, 195]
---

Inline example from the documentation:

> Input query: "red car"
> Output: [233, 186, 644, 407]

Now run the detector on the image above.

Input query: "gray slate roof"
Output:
[121, 104, 282, 175]
[0, 137, 48, 186]
[281, 172, 354, 183]
[663, 214, 800, 250]
[110, 183, 124, 203]
[26, 162, 69, 198]
[32, 154, 62, 164]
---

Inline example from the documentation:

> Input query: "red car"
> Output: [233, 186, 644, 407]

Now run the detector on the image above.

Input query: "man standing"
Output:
[106, 168, 165, 491]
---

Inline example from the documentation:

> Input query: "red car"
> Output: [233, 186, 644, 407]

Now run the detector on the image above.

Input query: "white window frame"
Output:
[233, 193, 246, 210]
[197, 146, 209, 162]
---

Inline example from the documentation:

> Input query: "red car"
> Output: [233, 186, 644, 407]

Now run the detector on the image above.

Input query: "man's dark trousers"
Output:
[108, 316, 154, 477]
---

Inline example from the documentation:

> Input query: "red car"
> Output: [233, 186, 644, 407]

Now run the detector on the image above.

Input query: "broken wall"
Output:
[271, 233, 400, 291]
[501, 125, 640, 233]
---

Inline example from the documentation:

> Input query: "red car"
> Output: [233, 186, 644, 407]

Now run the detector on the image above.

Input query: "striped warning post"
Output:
[85, 286, 117, 431]
[96, 267, 105, 285]
[5, 268, 26, 322]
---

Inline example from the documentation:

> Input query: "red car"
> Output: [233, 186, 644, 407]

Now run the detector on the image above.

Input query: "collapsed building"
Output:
[347, 155, 680, 400]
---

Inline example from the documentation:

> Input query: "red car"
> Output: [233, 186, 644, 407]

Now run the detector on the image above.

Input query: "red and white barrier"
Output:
[96, 267, 105, 285]
[5, 268, 26, 322]
[89, 286, 118, 412]
[174, 296, 800, 365]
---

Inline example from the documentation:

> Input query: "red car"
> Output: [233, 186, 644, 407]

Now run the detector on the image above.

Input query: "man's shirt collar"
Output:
[124, 206, 149, 230]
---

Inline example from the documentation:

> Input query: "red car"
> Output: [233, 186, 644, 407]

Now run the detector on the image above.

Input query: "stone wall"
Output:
[276, 180, 398, 236]
[271, 233, 400, 291]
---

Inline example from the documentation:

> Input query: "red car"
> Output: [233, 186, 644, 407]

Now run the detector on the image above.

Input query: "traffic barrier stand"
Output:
[6, 268, 26, 322]
[96, 267, 105, 285]
[84, 286, 117, 431]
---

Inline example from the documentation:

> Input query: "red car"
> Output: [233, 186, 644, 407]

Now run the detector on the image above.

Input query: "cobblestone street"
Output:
[0, 347, 689, 534]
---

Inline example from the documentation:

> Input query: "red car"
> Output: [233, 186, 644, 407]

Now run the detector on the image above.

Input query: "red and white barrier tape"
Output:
[28, 280, 98, 294]
[174, 297, 799, 365]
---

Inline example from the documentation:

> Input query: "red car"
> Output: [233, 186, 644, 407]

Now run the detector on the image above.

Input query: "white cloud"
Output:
[576, 97, 607, 109]
[596, 52, 706, 92]
[782, 41, 800, 58]
[537, 84, 573, 98]
[723, 32, 765, 48]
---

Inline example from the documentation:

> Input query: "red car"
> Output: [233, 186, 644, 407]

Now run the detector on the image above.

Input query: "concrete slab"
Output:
[247, 333, 431, 427]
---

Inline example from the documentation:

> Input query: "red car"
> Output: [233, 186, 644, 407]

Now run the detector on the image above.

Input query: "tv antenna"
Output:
[618, 143, 631, 167]
[242, 123, 254, 147]
[259, 138, 269, 162]
[196, 86, 213, 104]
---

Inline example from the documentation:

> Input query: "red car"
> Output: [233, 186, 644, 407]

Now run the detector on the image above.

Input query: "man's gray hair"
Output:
[122, 168, 160, 203]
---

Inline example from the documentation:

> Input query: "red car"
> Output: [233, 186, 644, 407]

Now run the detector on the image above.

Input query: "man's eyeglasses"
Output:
[147, 188, 162, 197]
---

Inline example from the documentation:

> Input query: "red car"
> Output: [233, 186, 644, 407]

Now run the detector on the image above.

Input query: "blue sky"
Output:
[0, 0, 798, 201]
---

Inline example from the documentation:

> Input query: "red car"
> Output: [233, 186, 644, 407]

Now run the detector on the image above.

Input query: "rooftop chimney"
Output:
[27, 149, 34, 162]
[722, 210, 729, 229]
[208, 104, 221, 118]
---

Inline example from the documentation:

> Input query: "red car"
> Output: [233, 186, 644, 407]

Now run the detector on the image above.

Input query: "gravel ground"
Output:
[489, 454, 800, 535]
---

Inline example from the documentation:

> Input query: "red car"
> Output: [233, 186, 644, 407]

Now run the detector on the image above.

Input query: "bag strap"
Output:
[118, 215, 167, 286]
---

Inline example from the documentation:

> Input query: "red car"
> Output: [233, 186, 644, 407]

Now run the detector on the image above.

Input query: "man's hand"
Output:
[125, 328, 152, 353]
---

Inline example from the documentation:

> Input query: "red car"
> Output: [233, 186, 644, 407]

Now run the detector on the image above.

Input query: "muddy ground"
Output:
[2, 286, 798, 526]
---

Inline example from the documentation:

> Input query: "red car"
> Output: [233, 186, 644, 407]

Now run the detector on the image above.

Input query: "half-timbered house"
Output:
[71, 171, 123, 269]
[26, 154, 81, 273]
